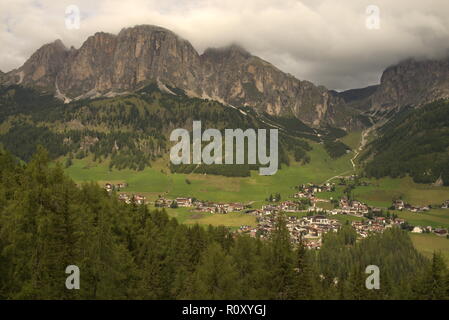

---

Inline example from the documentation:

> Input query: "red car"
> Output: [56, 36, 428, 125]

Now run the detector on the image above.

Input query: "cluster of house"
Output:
[351, 217, 405, 238]
[261, 201, 305, 214]
[392, 200, 431, 213]
[330, 198, 370, 216]
[154, 197, 246, 213]
[104, 182, 128, 192]
[118, 193, 147, 205]
[155, 197, 193, 208]
[411, 225, 448, 236]
[244, 212, 341, 249]
[293, 182, 335, 199]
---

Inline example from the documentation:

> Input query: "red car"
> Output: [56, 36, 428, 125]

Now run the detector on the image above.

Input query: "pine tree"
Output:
[293, 241, 319, 299]
[413, 252, 448, 299]
[266, 214, 295, 299]
[188, 242, 241, 299]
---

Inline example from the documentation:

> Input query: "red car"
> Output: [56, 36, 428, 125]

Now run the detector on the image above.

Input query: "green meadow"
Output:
[410, 233, 449, 262]
[394, 209, 449, 229]
[162, 207, 257, 230]
[64, 141, 355, 204]
[340, 130, 362, 150]
[352, 177, 449, 208]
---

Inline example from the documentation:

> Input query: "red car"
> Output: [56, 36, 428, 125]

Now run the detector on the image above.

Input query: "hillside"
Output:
[0, 83, 353, 177]
[362, 99, 449, 185]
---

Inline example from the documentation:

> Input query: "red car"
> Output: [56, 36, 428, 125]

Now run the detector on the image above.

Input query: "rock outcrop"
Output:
[370, 57, 449, 113]
[199, 45, 349, 127]
[3, 40, 68, 92]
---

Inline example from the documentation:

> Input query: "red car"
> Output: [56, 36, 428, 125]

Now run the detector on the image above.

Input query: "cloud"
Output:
[1, 0, 449, 90]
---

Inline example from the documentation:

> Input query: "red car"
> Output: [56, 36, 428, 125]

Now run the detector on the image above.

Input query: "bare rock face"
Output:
[199, 45, 347, 126]
[56, 32, 118, 98]
[56, 25, 203, 98]
[112, 25, 202, 94]
[4, 40, 68, 91]
[370, 57, 449, 113]
[2, 24, 354, 127]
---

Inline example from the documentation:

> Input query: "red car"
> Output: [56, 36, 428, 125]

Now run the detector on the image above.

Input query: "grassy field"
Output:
[394, 209, 449, 229]
[184, 212, 257, 228]
[353, 177, 449, 208]
[64, 141, 354, 204]
[410, 233, 449, 262]
[340, 130, 362, 150]
[163, 207, 257, 229]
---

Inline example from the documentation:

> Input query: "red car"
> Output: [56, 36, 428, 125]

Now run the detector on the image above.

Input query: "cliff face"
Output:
[56, 26, 203, 98]
[199, 45, 348, 127]
[371, 58, 449, 113]
[56, 32, 118, 98]
[1, 25, 353, 127]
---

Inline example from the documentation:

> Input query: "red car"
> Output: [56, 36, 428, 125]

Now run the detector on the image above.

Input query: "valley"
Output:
[1, 3, 449, 301]
[62, 130, 449, 260]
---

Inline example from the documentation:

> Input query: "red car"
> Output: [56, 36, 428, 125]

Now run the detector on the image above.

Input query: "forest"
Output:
[363, 100, 449, 185]
[0, 147, 447, 300]
[0, 84, 315, 176]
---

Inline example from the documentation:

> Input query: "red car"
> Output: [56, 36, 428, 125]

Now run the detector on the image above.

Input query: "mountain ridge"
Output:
[339, 57, 449, 118]
[1, 24, 358, 129]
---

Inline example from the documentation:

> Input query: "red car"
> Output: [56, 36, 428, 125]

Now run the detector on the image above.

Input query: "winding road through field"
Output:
[324, 126, 372, 183]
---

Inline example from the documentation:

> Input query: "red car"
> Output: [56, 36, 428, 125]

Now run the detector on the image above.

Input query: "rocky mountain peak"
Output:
[3, 39, 68, 90]
[118, 24, 179, 37]
[202, 44, 252, 60]
[370, 56, 449, 113]
[1, 24, 359, 128]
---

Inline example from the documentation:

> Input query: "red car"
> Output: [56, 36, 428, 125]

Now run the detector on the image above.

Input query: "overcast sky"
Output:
[1, 0, 449, 90]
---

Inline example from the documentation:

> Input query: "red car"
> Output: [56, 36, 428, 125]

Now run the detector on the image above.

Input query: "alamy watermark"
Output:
[366, 5, 380, 30]
[170, 121, 279, 175]
[365, 265, 380, 289]
[65, 265, 80, 290]
[65, 5, 80, 30]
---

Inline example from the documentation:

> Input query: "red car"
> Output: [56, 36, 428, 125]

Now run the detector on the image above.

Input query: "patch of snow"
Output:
[54, 80, 72, 104]
[157, 79, 177, 95]
[17, 71, 24, 84]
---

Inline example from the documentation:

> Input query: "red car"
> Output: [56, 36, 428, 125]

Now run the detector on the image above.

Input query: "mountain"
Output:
[199, 44, 354, 127]
[370, 57, 449, 115]
[1, 25, 358, 129]
[344, 57, 449, 117]
[2, 40, 68, 92]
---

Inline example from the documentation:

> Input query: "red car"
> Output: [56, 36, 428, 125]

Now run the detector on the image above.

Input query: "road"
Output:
[324, 126, 372, 183]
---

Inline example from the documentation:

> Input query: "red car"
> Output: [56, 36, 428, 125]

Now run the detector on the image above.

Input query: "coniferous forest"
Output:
[0, 147, 448, 300]
[363, 100, 449, 185]
[0, 84, 316, 175]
